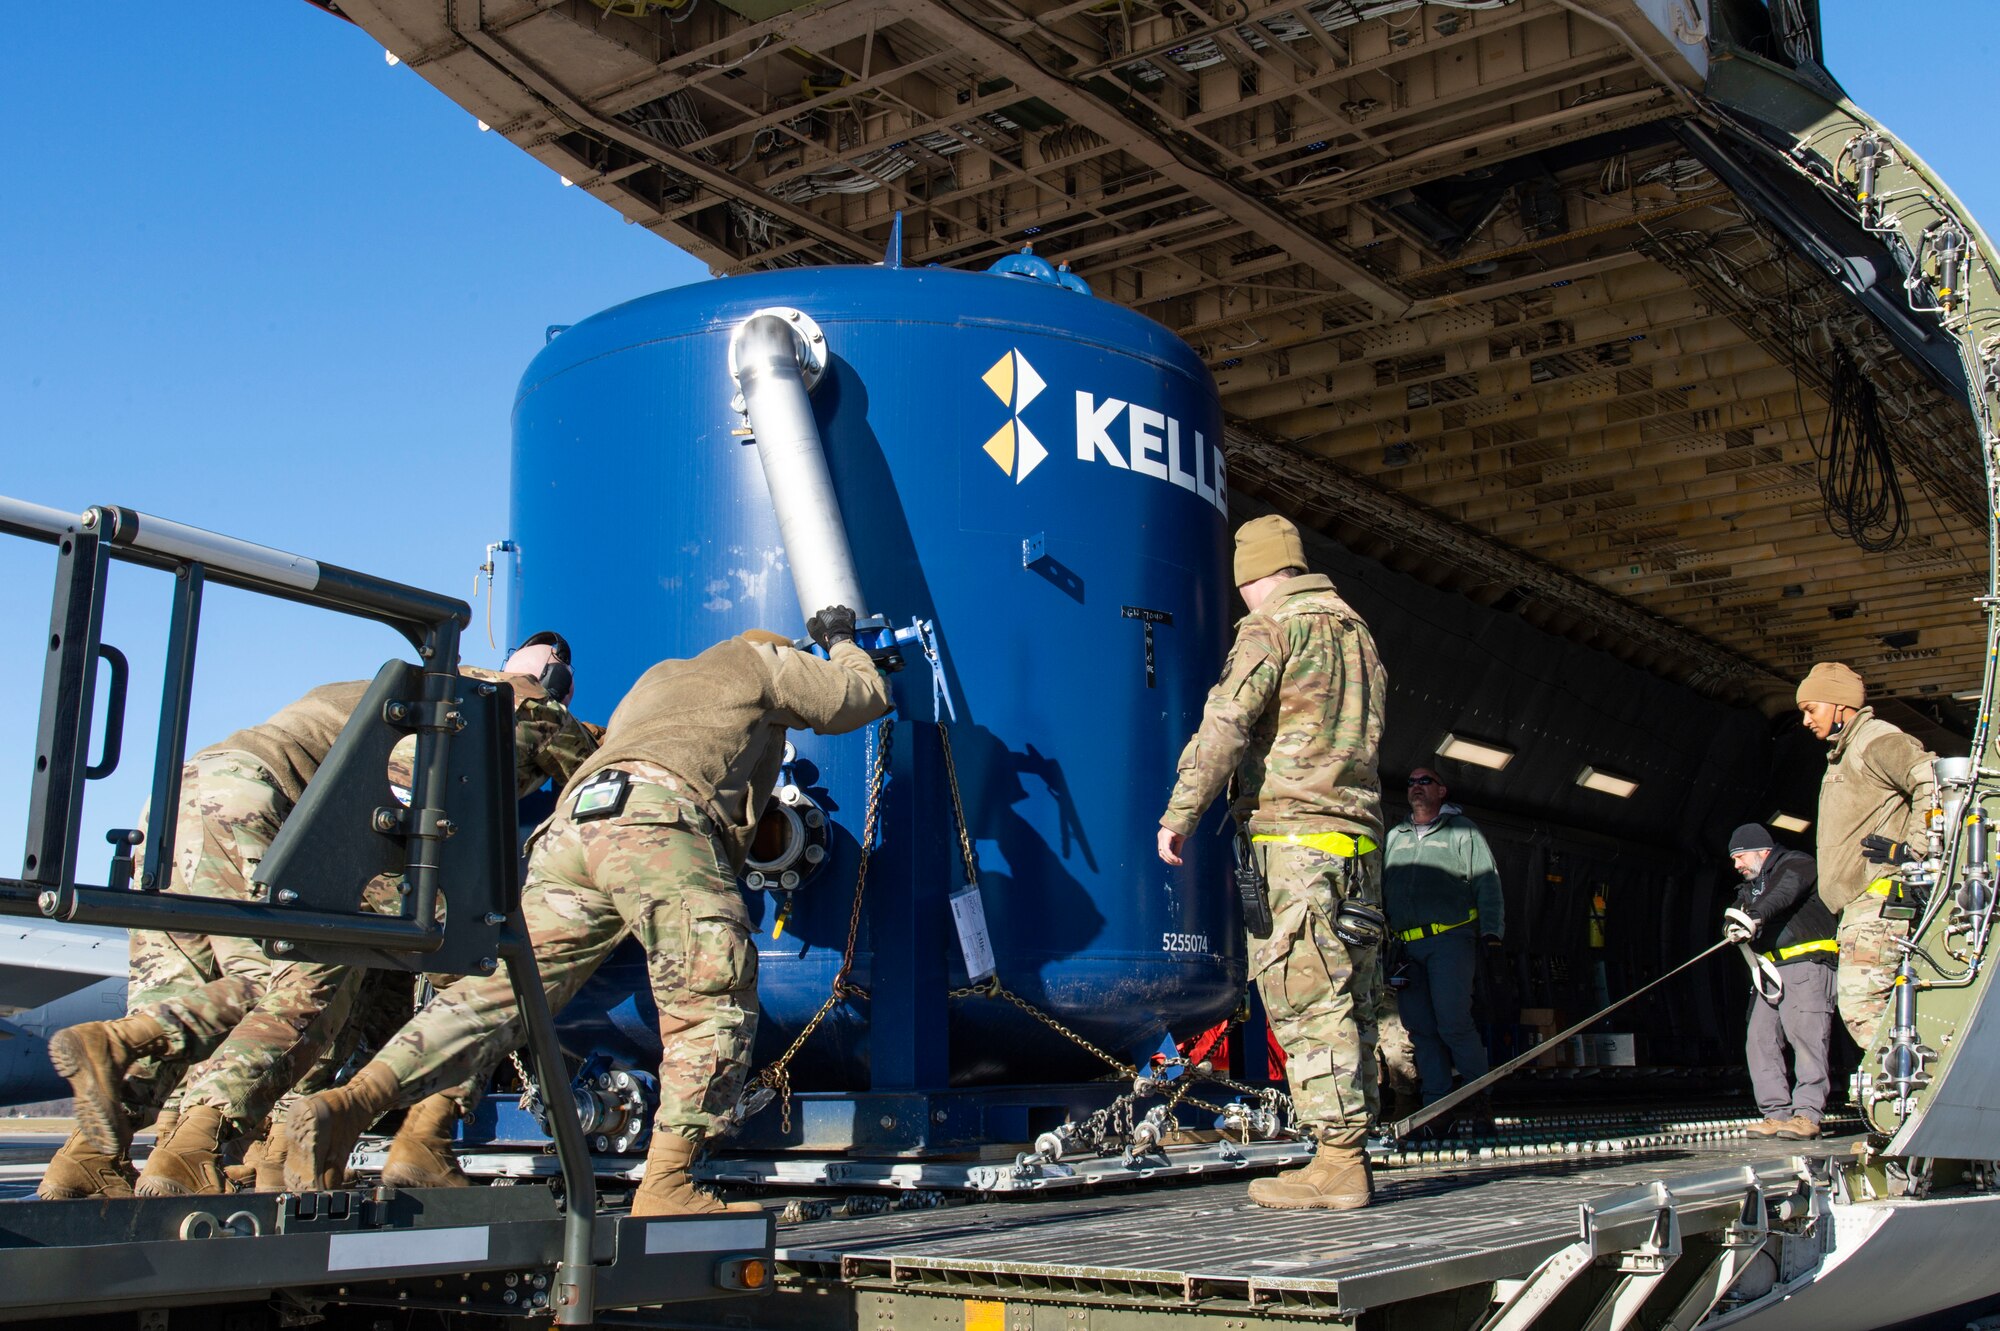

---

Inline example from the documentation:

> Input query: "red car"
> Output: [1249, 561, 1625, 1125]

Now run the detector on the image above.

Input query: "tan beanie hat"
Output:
[740, 628, 795, 647]
[1234, 515, 1307, 586]
[1796, 661, 1865, 709]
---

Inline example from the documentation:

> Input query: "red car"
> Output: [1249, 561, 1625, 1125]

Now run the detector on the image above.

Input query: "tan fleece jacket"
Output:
[1814, 706, 1936, 913]
[564, 638, 890, 868]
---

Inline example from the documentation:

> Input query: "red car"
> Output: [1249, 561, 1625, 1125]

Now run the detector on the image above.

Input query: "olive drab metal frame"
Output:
[0, 495, 736, 1327]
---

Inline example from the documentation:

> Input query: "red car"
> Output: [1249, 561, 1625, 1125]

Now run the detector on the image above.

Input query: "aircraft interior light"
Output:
[1437, 733, 1515, 770]
[1576, 766, 1640, 798]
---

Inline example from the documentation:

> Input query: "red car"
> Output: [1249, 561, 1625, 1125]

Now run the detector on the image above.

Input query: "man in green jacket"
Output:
[1797, 661, 1935, 1050]
[1158, 514, 1387, 1210]
[1381, 766, 1503, 1112]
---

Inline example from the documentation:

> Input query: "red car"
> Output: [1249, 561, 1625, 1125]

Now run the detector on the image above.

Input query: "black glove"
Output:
[807, 604, 858, 649]
[1860, 835, 1913, 865]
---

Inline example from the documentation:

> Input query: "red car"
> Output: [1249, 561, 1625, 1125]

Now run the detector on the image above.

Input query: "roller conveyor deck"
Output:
[759, 1134, 1856, 1317]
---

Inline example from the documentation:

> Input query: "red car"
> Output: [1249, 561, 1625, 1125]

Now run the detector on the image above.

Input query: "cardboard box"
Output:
[1519, 1007, 1556, 1026]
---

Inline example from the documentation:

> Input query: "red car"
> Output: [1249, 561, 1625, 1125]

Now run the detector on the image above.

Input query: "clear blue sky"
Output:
[0, 0, 1993, 866]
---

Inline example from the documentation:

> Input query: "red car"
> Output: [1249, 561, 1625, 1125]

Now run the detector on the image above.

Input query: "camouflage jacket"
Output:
[1160, 573, 1386, 839]
[1816, 706, 1935, 913]
[205, 681, 370, 801]
[564, 639, 891, 870]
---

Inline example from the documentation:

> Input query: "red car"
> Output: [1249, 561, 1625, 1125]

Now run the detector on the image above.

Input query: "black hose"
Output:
[1815, 344, 1908, 553]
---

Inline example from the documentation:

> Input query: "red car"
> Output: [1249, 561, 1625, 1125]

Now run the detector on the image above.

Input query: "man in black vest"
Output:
[1723, 823, 1837, 1140]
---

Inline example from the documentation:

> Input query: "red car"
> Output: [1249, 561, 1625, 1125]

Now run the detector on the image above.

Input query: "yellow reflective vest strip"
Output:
[1762, 938, 1839, 963]
[1250, 830, 1377, 858]
[1397, 908, 1479, 943]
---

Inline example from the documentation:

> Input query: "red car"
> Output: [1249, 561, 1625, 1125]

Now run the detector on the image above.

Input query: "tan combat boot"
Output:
[134, 1105, 228, 1196]
[37, 1129, 135, 1200]
[630, 1134, 762, 1217]
[223, 1141, 261, 1189]
[284, 1064, 401, 1193]
[48, 1015, 171, 1155]
[254, 1124, 294, 1191]
[381, 1094, 471, 1188]
[1774, 1115, 1821, 1141]
[1246, 1140, 1372, 1211]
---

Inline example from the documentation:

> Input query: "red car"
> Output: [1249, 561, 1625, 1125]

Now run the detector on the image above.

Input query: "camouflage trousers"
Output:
[1251, 842, 1381, 1144]
[123, 751, 360, 1132]
[1371, 984, 1420, 1110]
[118, 766, 259, 1121]
[1836, 897, 1905, 1051]
[375, 770, 758, 1141]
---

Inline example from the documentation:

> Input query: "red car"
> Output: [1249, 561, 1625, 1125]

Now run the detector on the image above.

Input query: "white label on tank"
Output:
[327, 1225, 490, 1271]
[950, 885, 997, 982]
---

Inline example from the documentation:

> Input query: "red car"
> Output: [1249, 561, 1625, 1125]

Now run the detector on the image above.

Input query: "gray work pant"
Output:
[1747, 962, 1835, 1123]
[1399, 928, 1488, 1104]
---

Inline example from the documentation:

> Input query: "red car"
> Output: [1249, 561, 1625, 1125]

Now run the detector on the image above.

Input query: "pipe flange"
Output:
[728, 307, 829, 395]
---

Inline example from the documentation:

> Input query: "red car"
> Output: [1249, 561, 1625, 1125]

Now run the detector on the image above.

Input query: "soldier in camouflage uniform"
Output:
[286, 616, 891, 1217]
[1158, 514, 1387, 1210]
[43, 640, 597, 1198]
[1796, 662, 1936, 1053]
[36, 788, 247, 1199]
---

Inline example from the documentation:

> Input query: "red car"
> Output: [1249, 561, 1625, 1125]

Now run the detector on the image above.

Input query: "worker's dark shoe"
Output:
[1774, 1116, 1821, 1141]
[285, 1063, 401, 1193]
[382, 1094, 471, 1188]
[254, 1124, 294, 1191]
[49, 1015, 170, 1156]
[1746, 1117, 1788, 1138]
[1247, 1141, 1372, 1211]
[134, 1105, 228, 1196]
[632, 1134, 762, 1217]
[37, 1130, 135, 1200]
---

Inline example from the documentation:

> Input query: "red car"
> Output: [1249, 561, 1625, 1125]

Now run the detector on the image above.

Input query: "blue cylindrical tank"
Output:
[513, 259, 1242, 1088]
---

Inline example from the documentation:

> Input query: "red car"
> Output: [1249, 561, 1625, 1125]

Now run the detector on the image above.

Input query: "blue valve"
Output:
[799, 616, 956, 723]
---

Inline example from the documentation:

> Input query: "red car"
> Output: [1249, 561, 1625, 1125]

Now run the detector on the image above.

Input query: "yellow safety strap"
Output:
[1251, 830, 1378, 858]
[1762, 938, 1839, 963]
[1397, 909, 1479, 944]
[1866, 877, 1896, 897]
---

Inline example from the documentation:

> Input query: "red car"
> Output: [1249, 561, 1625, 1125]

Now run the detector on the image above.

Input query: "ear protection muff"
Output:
[517, 630, 574, 704]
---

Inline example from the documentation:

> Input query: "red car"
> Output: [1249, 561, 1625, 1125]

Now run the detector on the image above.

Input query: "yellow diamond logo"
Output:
[983, 419, 1016, 474]
[980, 350, 1047, 482]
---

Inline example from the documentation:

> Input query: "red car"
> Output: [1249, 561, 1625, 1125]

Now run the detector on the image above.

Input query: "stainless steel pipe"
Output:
[729, 311, 869, 622]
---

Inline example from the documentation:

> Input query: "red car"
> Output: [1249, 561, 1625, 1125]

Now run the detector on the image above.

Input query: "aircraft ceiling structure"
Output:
[323, 0, 1992, 717]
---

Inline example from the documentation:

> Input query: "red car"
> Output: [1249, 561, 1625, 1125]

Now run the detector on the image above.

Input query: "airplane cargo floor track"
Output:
[0, 1126, 1876, 1329]
[619, 1132, 1900, 1331]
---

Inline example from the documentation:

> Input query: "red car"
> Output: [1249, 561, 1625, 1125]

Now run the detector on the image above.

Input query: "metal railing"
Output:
[0, 496, 606, 1323]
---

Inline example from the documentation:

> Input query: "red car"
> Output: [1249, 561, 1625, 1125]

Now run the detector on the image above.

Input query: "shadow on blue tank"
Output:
[560, 716, 1224, 1090]
[513, 251, 1245, 1145]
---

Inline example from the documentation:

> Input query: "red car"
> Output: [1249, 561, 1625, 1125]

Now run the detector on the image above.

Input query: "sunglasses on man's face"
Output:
[1407, 776, 1439, 787]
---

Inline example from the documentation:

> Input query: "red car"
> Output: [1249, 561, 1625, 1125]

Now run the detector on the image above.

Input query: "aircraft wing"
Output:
[0, 923, 126, 1015]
